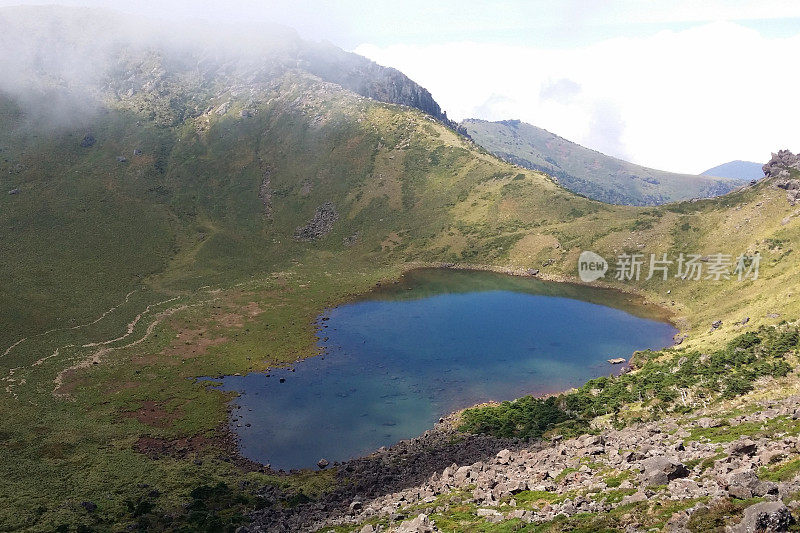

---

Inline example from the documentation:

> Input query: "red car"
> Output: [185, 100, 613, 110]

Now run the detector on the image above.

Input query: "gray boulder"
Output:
[495, 449, 512, 465]
[640, 456, 689, 486]
[733, 501, 794, 532]
[763, 150, 800, 178]
[726, 469, 759, 499]
[729, 439, 758, 457]
[395, 513, 433, 532]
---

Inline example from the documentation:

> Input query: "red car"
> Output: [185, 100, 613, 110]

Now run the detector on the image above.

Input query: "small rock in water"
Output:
[279, 378, 285, 383]
[317, 458, 329, 469]
[607, 358, 626, 364]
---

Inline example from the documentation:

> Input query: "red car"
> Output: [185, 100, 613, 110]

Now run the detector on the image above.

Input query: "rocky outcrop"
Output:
[300, 41, 465, 134]
[763, 150, 800, 178]
[762, 150, 800, 205]
[258, 169, 272, 217]
[776, 178, 800, 206]
[294, 202, 338, 241]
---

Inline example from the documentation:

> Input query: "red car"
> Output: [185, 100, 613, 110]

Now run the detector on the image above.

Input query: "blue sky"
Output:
[3, 0, 799, 172]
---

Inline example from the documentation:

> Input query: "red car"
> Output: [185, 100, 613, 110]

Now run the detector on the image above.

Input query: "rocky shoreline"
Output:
[247, 420, 523, 532]
[240, 393, 800, 532]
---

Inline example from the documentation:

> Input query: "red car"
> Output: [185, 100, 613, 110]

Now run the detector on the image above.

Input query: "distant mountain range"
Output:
[462, 119, 741, 206]
[701, 160, 764, 181]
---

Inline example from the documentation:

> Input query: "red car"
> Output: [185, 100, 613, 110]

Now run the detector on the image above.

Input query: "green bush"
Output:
[459, 326, 799, 439]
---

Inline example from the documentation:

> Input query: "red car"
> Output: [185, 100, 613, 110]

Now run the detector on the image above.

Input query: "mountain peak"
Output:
[701, 160, 764, 181]
[0, 5, 460, 132]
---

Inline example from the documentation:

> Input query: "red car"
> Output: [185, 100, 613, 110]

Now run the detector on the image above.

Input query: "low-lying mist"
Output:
[0, 5, 306, 130]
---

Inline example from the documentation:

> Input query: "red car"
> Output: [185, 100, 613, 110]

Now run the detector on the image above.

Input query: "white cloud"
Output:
[355, 21, 800, 173]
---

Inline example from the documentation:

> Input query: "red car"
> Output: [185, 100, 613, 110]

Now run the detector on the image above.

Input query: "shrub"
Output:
[459, 326, 798, 439]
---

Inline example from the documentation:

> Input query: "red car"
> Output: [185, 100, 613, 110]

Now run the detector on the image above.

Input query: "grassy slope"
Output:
[462, 118, 741, 206]
[1, 72, 799, 530]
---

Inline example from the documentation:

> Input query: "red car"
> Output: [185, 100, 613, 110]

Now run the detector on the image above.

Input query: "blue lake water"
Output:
[211, 269, 677, 470]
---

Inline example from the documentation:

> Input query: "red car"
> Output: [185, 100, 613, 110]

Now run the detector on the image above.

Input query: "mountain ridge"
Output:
[701, 159, 764, 180]
[462, 118, 741, 205]
[0, 5, 463, 133]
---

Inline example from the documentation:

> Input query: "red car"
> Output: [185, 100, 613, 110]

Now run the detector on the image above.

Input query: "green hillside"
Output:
[462, 118, 742, 205]
[2, 7, 800, 532]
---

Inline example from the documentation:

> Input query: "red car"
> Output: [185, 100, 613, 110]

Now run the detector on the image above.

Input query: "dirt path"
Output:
[1, 289, 139, 359]
[53, 298, 218, 398]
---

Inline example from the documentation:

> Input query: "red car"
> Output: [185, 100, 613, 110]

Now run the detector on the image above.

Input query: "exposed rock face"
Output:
[258, 169, 272, 217]
[294, 202, 338, 241]
[300, 41, 465, 134]
[763, 150, 800, 178]
[762, 150, 800, 205]
[775, 178, 800, 206]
